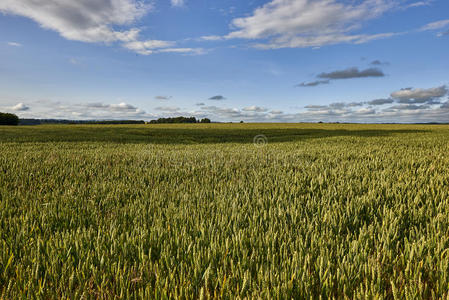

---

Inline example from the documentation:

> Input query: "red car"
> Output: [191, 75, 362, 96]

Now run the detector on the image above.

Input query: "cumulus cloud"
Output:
[10, 85, 449, 122]
[296, 80, 330, 87]
[270, 110, 283, 115]
[0, 0, 203, 56]
[390, 85, 448, 103]
[209, 95, 226, 101]
[305, 102, 363, 110]
[347, 102, 365, 107]
[109, 102, 138, 110]
[242, 106, 268, 112]
[304, 105, 329, 111]
[388, 104, 430, 110]
[186, 87, 449, 122]
[225, 0, 398, 49]
[367, 98, 394, 105]
[196, 102, 205, 106]
[0, 0, 151, 43]
[354, 107, 376, 115]
[83, 102, 138, 110]
[4, 100, 150, 120]
[7, 42, 22, 47]
[155, 106, 181, 112]
[318, 67, 385, 79]
[11, 103, 29, 111]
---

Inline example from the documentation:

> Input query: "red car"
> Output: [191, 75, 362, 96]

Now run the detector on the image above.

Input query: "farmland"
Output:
[1, 123, 449, 298]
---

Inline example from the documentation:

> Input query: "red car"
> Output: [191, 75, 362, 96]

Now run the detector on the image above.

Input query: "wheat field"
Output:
[1, 123, 449, 298]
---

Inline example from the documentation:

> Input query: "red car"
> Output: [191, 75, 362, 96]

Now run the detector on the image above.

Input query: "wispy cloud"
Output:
[224, 0, 399, 49]
[171, 0, 185, 7]
[437, 29, 449, 37]
[318, 67, 385, 80]
[298, 67, 385, 88]
[296, 80, 330, 87]
[405, 0, 433, 8]
[200, 35, 223, 41]
[242, 106, 268, 112]
[155, 106, 181, 112]
[419, 19, 449, 31]
[7, 41, 22, 47]
[155, 96, 172, 100]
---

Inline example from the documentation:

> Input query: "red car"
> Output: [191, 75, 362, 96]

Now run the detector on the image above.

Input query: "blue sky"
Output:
[0, 0, 448, 122]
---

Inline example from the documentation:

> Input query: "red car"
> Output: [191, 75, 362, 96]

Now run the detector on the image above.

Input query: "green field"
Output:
[1, 123, 449, 298]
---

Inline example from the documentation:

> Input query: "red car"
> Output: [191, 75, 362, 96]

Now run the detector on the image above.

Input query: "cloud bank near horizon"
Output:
[2, 84, 448, 123]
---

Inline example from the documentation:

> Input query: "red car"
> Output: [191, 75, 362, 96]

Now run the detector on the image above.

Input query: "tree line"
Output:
[19, 119, 146, 125]
[1, 113, 212, 126]
[0, 113, 19, 125]
[149, 117, 211, 124]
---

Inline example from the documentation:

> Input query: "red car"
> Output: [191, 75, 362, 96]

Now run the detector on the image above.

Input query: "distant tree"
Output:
[149, 116, 210, 124]
[240, 120, 244, 123]
[0, 112, 19, 125]
[18, 119, 145, 125]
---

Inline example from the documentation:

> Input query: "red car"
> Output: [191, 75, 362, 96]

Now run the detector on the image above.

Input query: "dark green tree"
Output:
[0, 112, 19, 125]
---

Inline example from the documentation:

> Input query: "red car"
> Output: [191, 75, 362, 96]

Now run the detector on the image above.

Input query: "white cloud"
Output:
[200, 35, 223, 41]
[408, 1, 431, 7]
[437, 30, 449, 37]
[0, 100, 151, 120]
[390, 85, 448, 103]
[11, 103, 29, 111]
[225, 0, 399, 49]
[157, 48, 206, 55]
[242, 106, 269, 112]
[109, 102, 138, 110]
[420, 19, 449, 31]
[155, 106, 181, 112]
[7, 42, 22, 47]
[171, 0, 185, 7]
[0, 0, 151, 43]
[122, 40, 176, 55]
[270, 110, 283, 115]
[0, 0, 199, 56]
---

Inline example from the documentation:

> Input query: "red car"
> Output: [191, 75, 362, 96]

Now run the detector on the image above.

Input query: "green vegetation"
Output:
[19, 119, 146, 125]
[0, 112, 19, 125]
[1, 123, 449, 298]
[149, 116, 211, 124]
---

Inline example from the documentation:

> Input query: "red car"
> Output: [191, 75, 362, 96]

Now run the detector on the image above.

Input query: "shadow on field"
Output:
[0, 125, 428, 144]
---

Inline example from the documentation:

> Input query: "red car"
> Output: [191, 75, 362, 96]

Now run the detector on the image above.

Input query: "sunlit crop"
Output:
[1, 123, 449, 298]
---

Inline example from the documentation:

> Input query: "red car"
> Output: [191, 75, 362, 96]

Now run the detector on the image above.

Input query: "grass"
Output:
[1, 123, 449, 298]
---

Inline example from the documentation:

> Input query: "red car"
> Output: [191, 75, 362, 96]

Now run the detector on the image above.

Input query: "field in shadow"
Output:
[0, 124, 429, 144]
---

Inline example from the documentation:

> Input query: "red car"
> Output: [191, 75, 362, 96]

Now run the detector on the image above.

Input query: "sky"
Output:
[0, 0, 448, 123]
